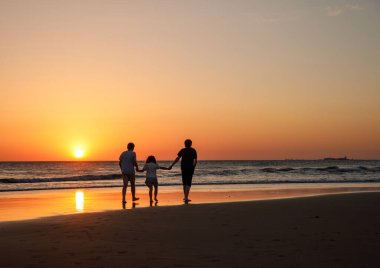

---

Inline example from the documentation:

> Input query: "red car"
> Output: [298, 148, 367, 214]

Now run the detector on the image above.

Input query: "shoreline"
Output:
[2, 180, 380, 193]
[1, 192, 380, 267]
[1, 182, 380, 222]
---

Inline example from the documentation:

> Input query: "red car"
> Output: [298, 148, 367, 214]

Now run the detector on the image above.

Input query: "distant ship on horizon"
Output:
[323, 156, 349, 161]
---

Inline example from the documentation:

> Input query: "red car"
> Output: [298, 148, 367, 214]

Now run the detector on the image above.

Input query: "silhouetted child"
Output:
[138, 156, 170, 203]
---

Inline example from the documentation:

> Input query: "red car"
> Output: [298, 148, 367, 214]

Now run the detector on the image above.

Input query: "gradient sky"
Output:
[1, 0, 379, 161]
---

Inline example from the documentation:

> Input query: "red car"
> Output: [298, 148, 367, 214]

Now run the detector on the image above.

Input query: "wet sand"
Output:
[0, 191, 380, 267]
[1, 183, 380, 222]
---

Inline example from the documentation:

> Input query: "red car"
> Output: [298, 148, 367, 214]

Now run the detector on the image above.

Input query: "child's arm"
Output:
[137, 163, 147, 173]
[159, 167, 170, 170]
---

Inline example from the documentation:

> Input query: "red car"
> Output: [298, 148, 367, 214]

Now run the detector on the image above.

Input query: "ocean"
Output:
[1, 160, 380, 192]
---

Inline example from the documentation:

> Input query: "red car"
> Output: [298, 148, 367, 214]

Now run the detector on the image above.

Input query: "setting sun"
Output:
[74, 148, 85, 158]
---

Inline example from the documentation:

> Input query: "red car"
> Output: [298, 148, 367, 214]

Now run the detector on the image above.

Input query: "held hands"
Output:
[161, 166, 172, 170]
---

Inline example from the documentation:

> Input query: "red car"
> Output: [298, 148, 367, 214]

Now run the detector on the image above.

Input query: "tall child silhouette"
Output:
[169, 139, 197, 202]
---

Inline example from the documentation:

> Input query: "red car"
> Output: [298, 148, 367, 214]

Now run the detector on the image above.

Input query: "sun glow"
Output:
[74, 148, 85, 158]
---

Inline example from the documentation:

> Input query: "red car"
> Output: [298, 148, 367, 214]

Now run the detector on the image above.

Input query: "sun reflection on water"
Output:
[75, 191, 84, 211]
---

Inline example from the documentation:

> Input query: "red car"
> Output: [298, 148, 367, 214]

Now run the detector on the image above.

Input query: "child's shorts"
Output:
[145, 177, 158, 187]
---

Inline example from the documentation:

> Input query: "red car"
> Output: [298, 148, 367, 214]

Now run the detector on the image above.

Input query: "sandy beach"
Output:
[1, 190, 380, 267]
[1, 183, 380, 222]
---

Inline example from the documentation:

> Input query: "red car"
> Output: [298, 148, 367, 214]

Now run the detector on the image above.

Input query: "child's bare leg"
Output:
[122, 175, 128, 203]
[184, 185, 191, 201]
[148, 186, 153, 202]
[130, 175, 139, 201]
[154, 183, 158, 201]
[183, 185, 186, 197]
[145, 182, 153, 202]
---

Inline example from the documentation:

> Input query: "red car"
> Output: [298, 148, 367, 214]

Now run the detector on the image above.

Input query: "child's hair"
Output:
[146, 155, 157, 164]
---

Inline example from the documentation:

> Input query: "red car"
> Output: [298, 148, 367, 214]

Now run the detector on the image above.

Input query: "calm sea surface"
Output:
[0, 160, 379, 192]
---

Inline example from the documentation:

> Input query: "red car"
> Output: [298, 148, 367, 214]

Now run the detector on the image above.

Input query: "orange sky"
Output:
[0, 1, 379, 161]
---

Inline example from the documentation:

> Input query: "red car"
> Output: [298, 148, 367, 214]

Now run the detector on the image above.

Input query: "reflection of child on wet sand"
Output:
[137, 156, 170, 203]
